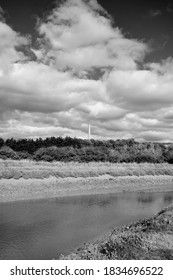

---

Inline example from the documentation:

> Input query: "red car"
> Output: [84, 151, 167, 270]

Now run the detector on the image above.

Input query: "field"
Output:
[0, 160, 173, 203]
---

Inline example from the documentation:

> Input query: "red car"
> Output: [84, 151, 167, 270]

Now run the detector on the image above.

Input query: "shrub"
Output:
[17, 151, 33, 160]
[0, 138, 4, 148]
[33, 146, 79, 162]
[0, 146, 20, 160]
[76, 147, 108, 162]
[108, 149, 121, 163]
[164, 149, 173, 164]
[33, 147, 51, 161]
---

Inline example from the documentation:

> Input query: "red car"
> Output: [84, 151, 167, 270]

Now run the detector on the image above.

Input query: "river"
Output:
[0, 190, 173, 259]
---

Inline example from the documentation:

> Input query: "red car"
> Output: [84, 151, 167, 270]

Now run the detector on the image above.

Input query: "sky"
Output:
[0, 0, 173, 142]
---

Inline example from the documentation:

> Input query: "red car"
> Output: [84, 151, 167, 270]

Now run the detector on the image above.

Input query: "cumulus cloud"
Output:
[0, 61, 107, 113]
[0, 0, 173, 141]
[37, 0, 148, 71]
[0, 20, 29, 74]
[106, 64, 173, 111]
[148, 57, 173, 74]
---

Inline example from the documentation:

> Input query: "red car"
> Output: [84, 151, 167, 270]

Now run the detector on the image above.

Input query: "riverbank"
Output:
[61, 204, 173, 259]
[1, 175, 173, 203]
[1, 160, 173, 179]
[0, 160, 173, 203]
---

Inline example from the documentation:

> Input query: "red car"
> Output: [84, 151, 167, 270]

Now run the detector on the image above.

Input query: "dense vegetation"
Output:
[0, 136, 173, 163]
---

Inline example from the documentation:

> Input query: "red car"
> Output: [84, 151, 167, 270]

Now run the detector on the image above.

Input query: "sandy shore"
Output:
[0, 174, 173, 203]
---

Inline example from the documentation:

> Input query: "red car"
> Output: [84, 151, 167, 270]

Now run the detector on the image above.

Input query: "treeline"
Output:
[0, 136, 173, 163]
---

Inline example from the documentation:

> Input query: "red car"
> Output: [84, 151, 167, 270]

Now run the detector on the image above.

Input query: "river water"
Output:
[0, 190, 173, 259]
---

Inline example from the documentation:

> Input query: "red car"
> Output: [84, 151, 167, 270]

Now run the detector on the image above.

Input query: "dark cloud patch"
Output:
[149, 9, 162, 17]
[166, 2, 173, 13]
[0, 5, 5, 21]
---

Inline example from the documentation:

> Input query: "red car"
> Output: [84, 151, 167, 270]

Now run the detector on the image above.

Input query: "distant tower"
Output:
[88, 123, 91, 140]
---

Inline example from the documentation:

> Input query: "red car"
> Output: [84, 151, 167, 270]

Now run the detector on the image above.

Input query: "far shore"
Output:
[0, 160, 173, 203]
[1, 174, 173, 203]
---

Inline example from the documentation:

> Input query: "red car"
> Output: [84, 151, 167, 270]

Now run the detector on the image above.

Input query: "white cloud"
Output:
[106, 62, 173, 111]
[0, 61, 107, 115]
[147, 57, 173, 74]
[0, 0, 173, 141]
[0, 21, 28, 73]
[38, 0, 148, 71]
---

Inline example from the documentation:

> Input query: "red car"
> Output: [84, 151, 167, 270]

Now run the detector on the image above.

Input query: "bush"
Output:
[0, 138, 4, 148]
[17, 151, 33, 160]
[76, 147, 108, 162]
[164, 149, 173, 164]
[33, 146, 79, 162]
[133, 153, 162, 163]
[0, 146, 20, 160]
[33, 147, 52, 161]
[108, 149, 121, 162]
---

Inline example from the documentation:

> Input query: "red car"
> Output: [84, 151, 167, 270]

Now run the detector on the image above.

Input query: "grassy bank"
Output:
[1, 160, 173, 179]
[1, 160, 173, 203]
[1, 175, 173, 203]
[61, 204, 173, 260]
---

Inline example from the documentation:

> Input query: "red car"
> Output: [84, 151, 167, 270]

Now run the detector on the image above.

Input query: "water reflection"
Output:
[0, 190, 173, 260]
[163, 194, 173, 204]
[136, 193, 155, 204]
[54, 194, 119, 208]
